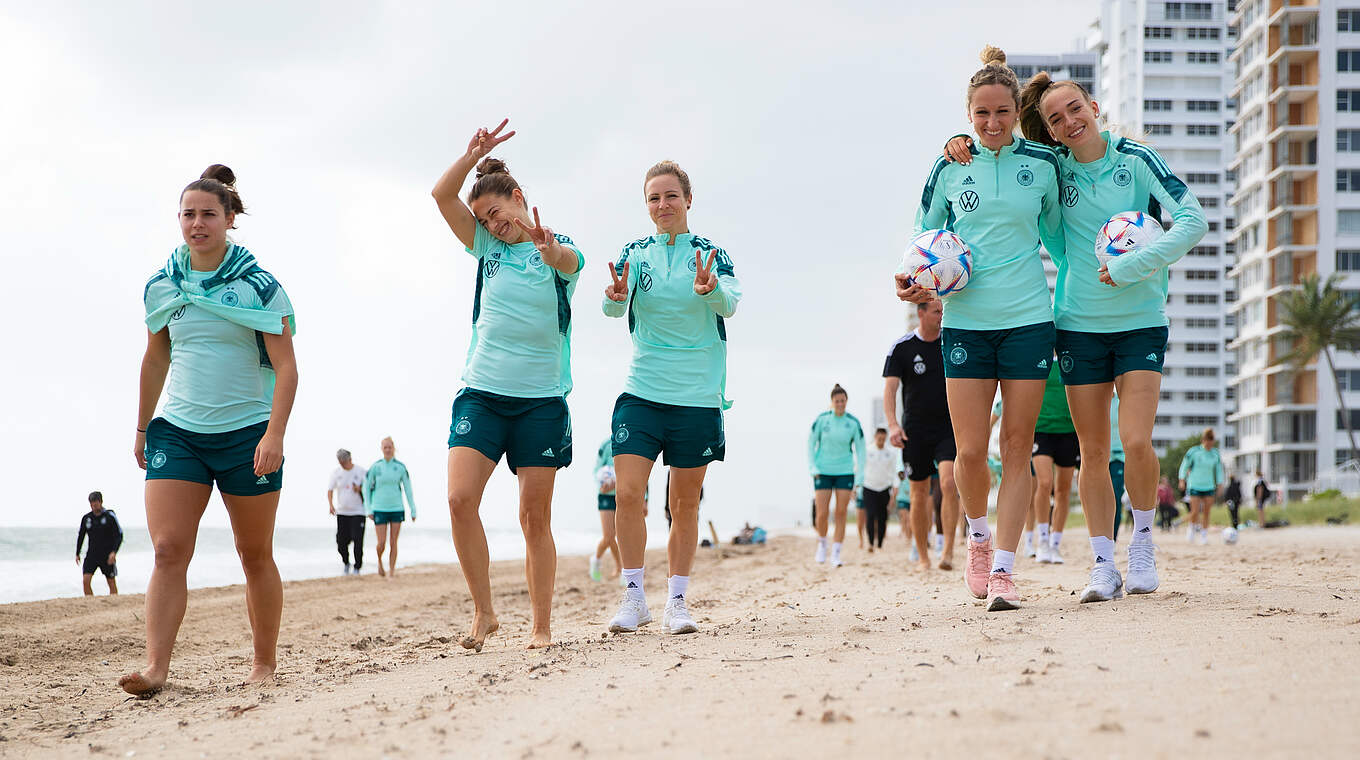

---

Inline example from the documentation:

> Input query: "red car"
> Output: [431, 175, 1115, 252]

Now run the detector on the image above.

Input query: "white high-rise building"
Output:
[1228, 0, 1360, 500]
[1090, 0, 1239, 456]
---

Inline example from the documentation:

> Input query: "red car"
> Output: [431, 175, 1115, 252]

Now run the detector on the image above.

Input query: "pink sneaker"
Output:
[986, 571, 1020, 611]
[965, 537, 993, 599]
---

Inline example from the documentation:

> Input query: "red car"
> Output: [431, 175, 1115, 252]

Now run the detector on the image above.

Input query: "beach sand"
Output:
[4, 524, 1359, 758]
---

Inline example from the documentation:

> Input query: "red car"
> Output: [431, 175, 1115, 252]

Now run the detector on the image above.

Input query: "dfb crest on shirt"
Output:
[220, 289, 240, 307]
[1113, 166, 1132, 187]
[1016, 168, 1034, 187]
[529, 252, 544, 268]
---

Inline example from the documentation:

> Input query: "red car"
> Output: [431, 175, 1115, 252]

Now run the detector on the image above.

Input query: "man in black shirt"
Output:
[76, 491, 123, 595]
[883, 300, 959, 571]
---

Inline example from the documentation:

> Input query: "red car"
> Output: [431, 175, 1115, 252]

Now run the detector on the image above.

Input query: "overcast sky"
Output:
[1, 1, 1094, 543]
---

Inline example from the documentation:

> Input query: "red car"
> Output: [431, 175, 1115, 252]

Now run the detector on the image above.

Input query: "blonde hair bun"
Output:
[980, 45, 1007, 67]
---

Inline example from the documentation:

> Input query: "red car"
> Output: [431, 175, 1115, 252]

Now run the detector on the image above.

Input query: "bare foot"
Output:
[118, 670, 165, 697]
[245, 662, 276, 684]
[460, 613, 500, 653]
[526, 629, 552, 649]
[938, 556, 953, 571]
[377, 564, 387, 577]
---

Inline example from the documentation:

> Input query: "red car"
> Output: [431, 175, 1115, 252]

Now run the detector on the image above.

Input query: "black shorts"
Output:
[1032, 431, 1080, 468]
[82, 552, 117, 578]
[903, 427, 955, 481]
[861, 487, 892, 512]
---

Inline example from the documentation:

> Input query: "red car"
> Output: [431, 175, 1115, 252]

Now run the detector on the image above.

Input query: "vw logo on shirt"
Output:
[170, 306, 186, 321]
[959, 191, 980, 212]
[639, 272, 654, 292]
[484, 260, 501, 278]
[1062, 186, 1080, 207]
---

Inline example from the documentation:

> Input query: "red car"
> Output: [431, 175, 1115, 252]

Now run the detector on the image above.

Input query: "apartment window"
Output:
[1186, 27, 1220, 40]
[1341, 10, 1360, 32]
[1186, 2, 1212, 19]
[1183, 416, 1219, 426]
[1185, 365, 1220, 375]
[1339, 169, 1360, 191]
[1145, 51, 1175, 63]
[1186, 99, 1220, 112]
[1187, 51, 1220, 64]
[1338, 250, 1360, 270]
[1225, 241, 1236, 256]
[1340, 210, 1360, 235]
[1339, 90, 1360, 111]
[1187, 124, 1220, 136]
[1334, 369, 1360, 390]
[1186, 391, 1219, 401]
[1145, 99, 1173, 111]
[1160, 391, 1174, 401]
[1208, 221, 1220, 231]
[1186, 172, 1220, 183]
[1337, 450, 1360, 466]
[1344, 289, 1360, 306]
[1185, 270, 1219, 280]
[1342, 50, 1360, 72]
[1201, 197, 1219, 208]
[1146, 26, 1175, 39]
[1146, 124, 1174, 136]
[1184, 342, 1219, 352]
[1155, 415, 1173, 426]
[1185, 318, 1218, 329]
[1166, 2, 1183, 19]
[1226, 169, 1238, 183]
[1186, 293, 1219, 304]
[1339, 130, 1360, 152]
[1188, 245, 1218, 256]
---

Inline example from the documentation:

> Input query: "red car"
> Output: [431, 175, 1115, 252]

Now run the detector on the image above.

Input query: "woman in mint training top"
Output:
[363, 436, 416, 578]
[1178, 428, 1224, 545]
[432, 120, 585, 651]
[807, 384, 865, 568]
[897, 47, 1064, 612]
[946, 72, 1207, 603]
[122, 165, 297, 697]
[602, 160, 741, 636]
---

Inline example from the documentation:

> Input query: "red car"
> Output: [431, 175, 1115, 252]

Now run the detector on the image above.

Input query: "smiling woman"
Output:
[122, 164, 298, 697]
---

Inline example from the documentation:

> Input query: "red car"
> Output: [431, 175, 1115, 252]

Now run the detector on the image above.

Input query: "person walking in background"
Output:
[1252, 470, 1272, 528]
[1109, 396, 1126, 541]
[808, 384, 865, 567]
[364, 437, 416, 577]
[327, 449, 367, 575]
[1031, 359, 1080, 564]
[1178, 428, 1224, 545]
[1156, 476, 1177, 532]
[123, 164, 297, 696]
[1223, 474, 1243, 530]
[77, 491, 122, 596]
[592, 436, 647, 583]
[861, 427, 899, 552]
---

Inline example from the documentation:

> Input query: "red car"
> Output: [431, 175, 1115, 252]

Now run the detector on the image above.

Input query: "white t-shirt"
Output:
[863, 444, 899, 492]
[329, 465, 367, 515]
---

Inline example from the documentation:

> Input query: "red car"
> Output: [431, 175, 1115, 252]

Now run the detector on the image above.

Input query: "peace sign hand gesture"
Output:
[513, 207, 565, 259]
[605, 261, 631, 302]
[466, 118, 516, 161]
[693, 250, 719, 296]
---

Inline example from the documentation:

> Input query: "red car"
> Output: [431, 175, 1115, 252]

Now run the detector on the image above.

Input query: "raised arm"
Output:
[694, 248, 741, 317]
[602, 256, 635, 318]
[514, 207, 584, 277]
[431, 119, 516, 250]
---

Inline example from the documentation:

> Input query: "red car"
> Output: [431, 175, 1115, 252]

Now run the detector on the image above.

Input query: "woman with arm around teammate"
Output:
[896, 47, 1064, 611]
[362, 436, 416, 577]
[808, 384, 866, 566]
[121, 165, 297, 695]
[431, 120, 584, 650]
[603, 160, 740, 635]
[1178, 428, 1224, 545]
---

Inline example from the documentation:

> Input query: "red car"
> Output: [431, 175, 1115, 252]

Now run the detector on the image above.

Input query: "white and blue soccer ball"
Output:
[1094, 211, 1165, 267]
[902, 229, 973, 296]
[1223, 526, 1239, 545]
[595, 466, 616, 489]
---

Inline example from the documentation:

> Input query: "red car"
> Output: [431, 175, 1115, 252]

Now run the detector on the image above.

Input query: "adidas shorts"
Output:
[610, 393, 725, 469]
[448, 388, 573, 472]
[1055, 327, 1168, 385]
[940, 322, 1055, 380]
[143, 418, 282, 495]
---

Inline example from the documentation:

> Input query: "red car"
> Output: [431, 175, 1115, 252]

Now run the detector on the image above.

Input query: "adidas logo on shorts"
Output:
[1146, 353, 1158, 361]
[542, 448, 555, 457]
[255, 475, 269, 485]
[702, 447, 713, 456]
[1037, 359, 1048, 369]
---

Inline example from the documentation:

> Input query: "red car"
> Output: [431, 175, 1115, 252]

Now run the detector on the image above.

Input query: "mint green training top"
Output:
[363, 458, 416, 518]
[603, 233, 740, 409]
[915, 137, 1064, 330]
[808, 411, 865, 485]
[1052, 132, 1207, 332]
[1178, 444, 1223, 493]
[463, 223, 583, 398]
[595, 437, 615, 497]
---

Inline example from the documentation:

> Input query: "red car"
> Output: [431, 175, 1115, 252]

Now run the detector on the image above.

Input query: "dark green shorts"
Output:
[143, 418, 282, 496]
[1056, 327, 1167, 385]
[598, 494, 617, 511]
[610, 393, 724, 468]
[941, 322, 1055, 380]
[1188, 488, 1215, 498]
[372, 510, 405, 525]
[448, 388, 573, 472]
[814, 474, 854, 491]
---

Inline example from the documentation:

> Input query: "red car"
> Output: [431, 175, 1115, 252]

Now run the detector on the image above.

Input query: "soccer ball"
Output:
[1223, 527, 1239, 545]
[1094, 211, 1165, 267]
[595, 466, 616, 489]
[902, 229, 973, 296]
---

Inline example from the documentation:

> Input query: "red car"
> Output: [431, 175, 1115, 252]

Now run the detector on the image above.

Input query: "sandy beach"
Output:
[4, 524, 1359, 758]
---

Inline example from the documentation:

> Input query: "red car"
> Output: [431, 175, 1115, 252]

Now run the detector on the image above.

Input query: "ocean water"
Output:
[2, 524, 611, 605]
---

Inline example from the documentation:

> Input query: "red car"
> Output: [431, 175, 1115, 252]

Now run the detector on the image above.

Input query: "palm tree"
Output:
[1277, 273, 1360, 458]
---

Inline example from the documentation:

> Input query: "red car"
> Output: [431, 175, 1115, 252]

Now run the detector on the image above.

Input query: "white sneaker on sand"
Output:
[1197, 528, 1209, 546]
[1186, 525, 1196, 543]
[608, 594, 652, 633]
[1126, 539, 1159, 594]
[1023, 535, 1035, 558]
[815, 542, 827, 564]
[1035, 541, 1052, 564]
[830, 546, 844, 567]
[1048, 543, 1064, 564]
[934, 533, 944, 554]
[1079, 562, 1124, 603]
[662, 596, 699, 634]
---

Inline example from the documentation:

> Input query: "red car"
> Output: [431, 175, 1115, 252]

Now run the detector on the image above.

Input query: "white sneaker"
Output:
[908, 545, 920, 563]
[608, 594, 652, 633]
[830, 546, 844, 567]
[1126, 539, 1159, 594]
[1079, 562, 1124, 603]
[1048, 543, 1064, 565]
[1023, 535, 1035, 558]
[934, 533, 944, 554]
[1186, 525, 1196, 543]
[1035, 541, 1052, 564]
[1196, 528, 1209, 546]
[662, 596, 699, 634]
[814, 542, 827, 564]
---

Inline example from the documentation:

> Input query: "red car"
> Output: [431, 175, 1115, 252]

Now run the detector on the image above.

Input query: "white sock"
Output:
[966, 515, 992, 543]
[1051, 530, 1063, 548]
[831, 542, 843, 556]
[817, 536, 828, 550]
[667, 575, 689, 600]
[1090, 536, 1115, 564]
[622, 567, 645, 600]
[991, 550, 1015, 574]
[1037, 523, 1050, 545]
[1023, 530, 1033, 545]
[1131, 509, 1154, 539]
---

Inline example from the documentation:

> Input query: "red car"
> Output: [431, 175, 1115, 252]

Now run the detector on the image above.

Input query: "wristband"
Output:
[136, 427, 147, 433]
